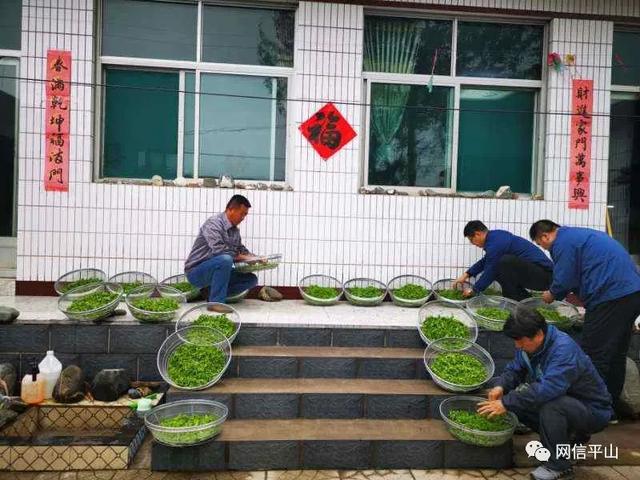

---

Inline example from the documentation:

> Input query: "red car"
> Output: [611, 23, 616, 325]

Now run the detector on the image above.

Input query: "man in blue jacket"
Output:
[454, 221, 553, 300]
[529, 220, 640, 418]
[478, 307, 612, 480]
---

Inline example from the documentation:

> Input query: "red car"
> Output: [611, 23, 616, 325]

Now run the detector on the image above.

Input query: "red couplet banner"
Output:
[44, 50, 71, 192]
[568, 79, 593, 209]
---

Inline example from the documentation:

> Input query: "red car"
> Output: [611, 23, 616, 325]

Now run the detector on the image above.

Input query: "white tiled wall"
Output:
[15, 0, 624, 285]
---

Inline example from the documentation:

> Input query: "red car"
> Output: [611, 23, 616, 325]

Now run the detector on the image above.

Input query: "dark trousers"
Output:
[511, 395, 608, 471]
[494, 254, 553, 301]
[186, 254, 258, 303]
[582, 291, 640, 409]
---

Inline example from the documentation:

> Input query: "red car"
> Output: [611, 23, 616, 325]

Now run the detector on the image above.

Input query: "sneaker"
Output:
[530, 465, 574, 480]
[609, 413, 619, 425]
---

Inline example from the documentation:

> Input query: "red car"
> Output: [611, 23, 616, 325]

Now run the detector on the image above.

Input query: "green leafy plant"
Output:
[438, 289, 470, 301]
[235, 262, 278, 273]
[431, 352, 487, 386]
[172, 281, 198, 293]
[167, 342, 227, 388]
[447, 409, 513, 446]
[130, 297, 181, 322]
[421, 315, 469, 341]
[536, 307, 572, 329]
[304, 284, 340, 299]
[347, 286, 384, 298]
[66, 291, 120, 321]
[393, 283, 429, 300]
[476, 307, 510, 321]
[155, 413, 222, 445]
[121, 282, 144, 294]
[59, 277, 103, 293]
[192, 314, 237, 339]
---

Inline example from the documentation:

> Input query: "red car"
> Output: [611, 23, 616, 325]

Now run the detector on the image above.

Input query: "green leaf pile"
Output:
[438, 289, 469, 301]
[59, 277, 103, 293]
[446, 409, 513, 447]
[421, 315, 469, 341]
[536, 307, 572, 329]
[131, 297, 180, 312]
[476, 307, 510, 321]
[192, 314, 237, 339]
[304, 284, 340, 299]
[393, 283, 429, 300]
[172, 281, 198, 293]
[155, 413, 221, 445]
[120, 282, 144, 294]
[68, 291, 119, 312]
[431, 352, 487, 386]
[167, 343, 227, 388]
[347, 286, 384, 298]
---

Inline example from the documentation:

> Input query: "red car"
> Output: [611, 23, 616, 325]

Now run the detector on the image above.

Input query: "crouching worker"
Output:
[477, 306, 613, 480]
[184, 195, 259, 303]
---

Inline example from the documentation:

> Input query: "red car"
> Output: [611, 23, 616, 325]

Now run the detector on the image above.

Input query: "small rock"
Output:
[496, 185, 515, 199]
[270, 184, 284, 191]
[151, 175, 163, 186]
[174, 176, 187, 187]
[203, 178, 218, 188]
[0, 410, 17, 429]
[386, 189, 396, 195]
[0, 363, 17, 395]
[244, 184, 256, 190]
[91, 369, 130, 402]
[235, 182, 246, 189]
[532, 193, 544, 200]
[478, 190, 496, 198]
[0, 306, 19, 324]
[284, 185, 294, 192]
[219, 175, 235, 188]
[359, 186, 376, 194]
[258, 286, 283, 302]
[53, 365, 85, 404]
[256, 182, 269, 190]
[396, 191, 410, 196]
[373, 187, 386, 194]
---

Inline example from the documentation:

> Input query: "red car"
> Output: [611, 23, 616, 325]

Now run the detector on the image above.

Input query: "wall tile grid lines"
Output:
[15, 1, 621, 284]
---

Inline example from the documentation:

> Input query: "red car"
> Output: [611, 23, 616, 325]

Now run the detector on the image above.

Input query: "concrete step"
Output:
[165, 378, 452, 419]
[150, 418, 513, 471]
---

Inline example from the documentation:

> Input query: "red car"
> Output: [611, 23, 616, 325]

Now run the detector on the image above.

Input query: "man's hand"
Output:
[453, 273, 470, 288]
[462, 288, 474, 298]
[542, 290, 555, 304]
[487, 386, 504, 401]
[477, 399, 507, 418]
[235, 253, 260, 263]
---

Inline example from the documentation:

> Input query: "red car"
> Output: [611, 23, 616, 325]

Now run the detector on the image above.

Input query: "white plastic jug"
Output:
[38, 351, 62, 399]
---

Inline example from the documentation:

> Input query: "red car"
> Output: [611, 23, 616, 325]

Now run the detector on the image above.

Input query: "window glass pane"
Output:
[103, 69, 178, 179]
[202, 6, 294, 67]
[456, 22, 543, 79]
[368, 83, 453, 188]
[457, 89, 534, 193]
[102, 0, 197, 61]
[612, 31, 640, 86]
[199, 74, 287, 181]
[0, 63, 18, 236]
[0, 0, 21, 50]
[183, 72, 195, 178]
[608, 93, 640, 255]
[364, 16, 452, 75]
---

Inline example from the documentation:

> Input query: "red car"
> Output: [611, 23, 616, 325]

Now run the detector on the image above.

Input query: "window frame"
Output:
[0, 55, 20, 238]
[362, 12, 547, 195]
[611, 26, 640, 94]
[94, 0, 296, 184]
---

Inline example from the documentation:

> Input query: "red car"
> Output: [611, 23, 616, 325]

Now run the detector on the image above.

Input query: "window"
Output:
[611, 30, 640, 86]
[99, 1, 294, 182]
[0, 0, 21, 51]
[363, 16, 544, 193]
[0, 60, 19, 237]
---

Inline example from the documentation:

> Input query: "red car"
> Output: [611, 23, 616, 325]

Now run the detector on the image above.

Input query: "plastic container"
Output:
[423, 338, 494, 393]
[298, 274, 343, 306]
[432, 278, 475, 305]
[175, 303, 242, 343]
[20, 361, 44, 405]
[343, 278, 387, 306]
[125, 284, 185, 323]
[38, 351, 62, 399]
[160, 274, 200, 301]
[439, 396, 518, 447]
[145, 399, 228, 447]
[418, 301, 478, 345]
[58, 282, 124, 322]
[466, 295, 519, 331]
[157, 326, 232, 390]
[520, 297, 580, 331]
[54, 268, 107, 296]
[387, 275, 432, 307]
[233, 254, 282, 274]
[108, 271, 157, 295]
[226, 289, 249, 303]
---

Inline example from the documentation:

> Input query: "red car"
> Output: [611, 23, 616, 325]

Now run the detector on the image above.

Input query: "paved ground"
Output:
[1, 467, 640, 480]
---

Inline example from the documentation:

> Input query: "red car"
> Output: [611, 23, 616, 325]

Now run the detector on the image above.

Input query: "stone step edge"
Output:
[233, 346, 425, 359]
[167, 378, 449, 396]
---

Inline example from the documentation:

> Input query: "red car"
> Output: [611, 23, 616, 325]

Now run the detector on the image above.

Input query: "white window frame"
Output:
[94, 0, 295, 184]
[361, 13, 547, 195]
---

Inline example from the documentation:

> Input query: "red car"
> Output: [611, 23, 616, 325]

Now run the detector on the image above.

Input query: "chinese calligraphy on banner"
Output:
[299, 102, 357, 160]
[569, 79, 593, 209]
[44, 50, 71, 192]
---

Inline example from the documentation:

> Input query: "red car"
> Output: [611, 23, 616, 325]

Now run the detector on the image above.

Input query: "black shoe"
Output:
[608, 413, 619, 425]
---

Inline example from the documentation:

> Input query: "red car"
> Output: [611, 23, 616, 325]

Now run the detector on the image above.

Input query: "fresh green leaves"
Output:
[192, 314, 237, 339]
[438, 289, 469, 301]
[448, 409, 511, 432]
[304, 284, 340, 299]
[167, 343, 227, 388]
[155, 413, 221, 445]
[172, 281, 198, 293]
[476, 307, 510, 321]
[68, 291, 119, 312]
[120, 282, 144, 294]
[393, 283, 429, 300]
[431, 352, 487, 386]
[347, 286, 384, 298]
[235, 262, 278, 273]
[59, 278, 103, 293]
[131, 297, 180, 312]
[536, 307, 572, 329]
[421, 315, 468, 341]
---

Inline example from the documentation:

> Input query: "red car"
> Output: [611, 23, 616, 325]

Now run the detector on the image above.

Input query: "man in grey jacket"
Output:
[185, 195, 259, 303]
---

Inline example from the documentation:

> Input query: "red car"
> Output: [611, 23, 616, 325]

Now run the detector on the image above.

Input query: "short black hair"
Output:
[529, 220, 561, 241]
[463, 221, 488, 238]
[503, 305, 548, 339]
[226, 194, 251, 210]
